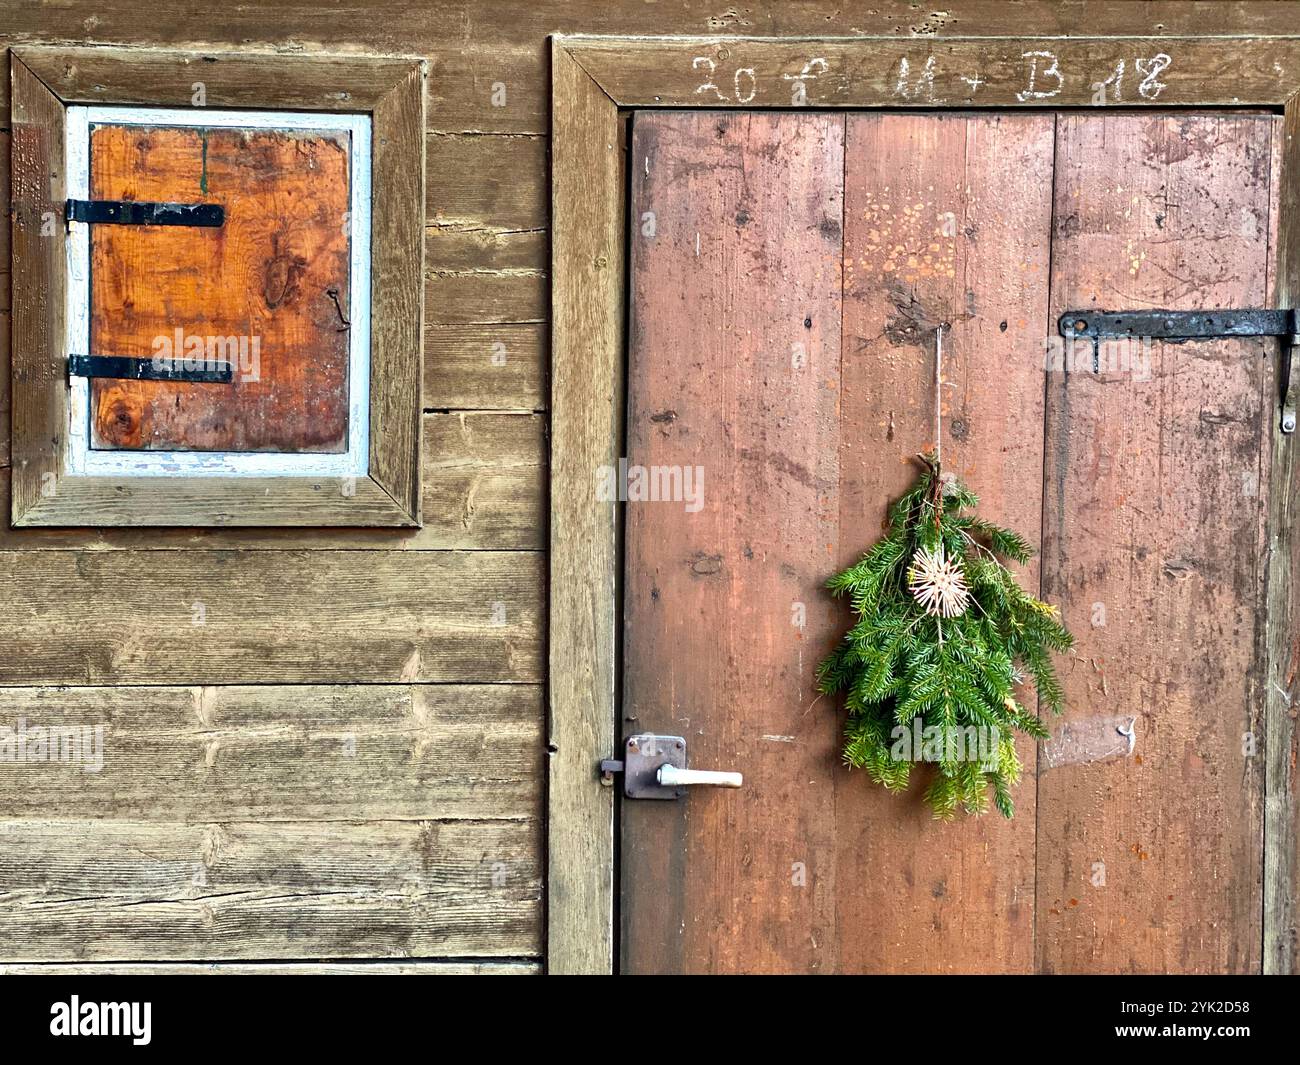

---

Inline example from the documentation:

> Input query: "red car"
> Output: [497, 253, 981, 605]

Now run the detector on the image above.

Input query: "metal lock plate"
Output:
[599, 734, 741, 798]
[617, 733, 688, 800]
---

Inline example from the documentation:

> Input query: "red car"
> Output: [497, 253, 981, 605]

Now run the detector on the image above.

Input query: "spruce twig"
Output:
[817, 453, 1073, 819]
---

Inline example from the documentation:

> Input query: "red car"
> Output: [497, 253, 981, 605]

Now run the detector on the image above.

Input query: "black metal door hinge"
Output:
[1060, 308, 1299, 434]
[66, 199, 225, 227]
[69, 354, 234, 384]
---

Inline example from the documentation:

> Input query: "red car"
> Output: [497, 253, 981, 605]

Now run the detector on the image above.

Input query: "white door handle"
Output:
[602, 734, 742, 799]
[657, 765, 743, 788]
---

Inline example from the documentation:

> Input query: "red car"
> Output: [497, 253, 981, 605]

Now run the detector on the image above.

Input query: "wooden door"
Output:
[620, 109, 1277, 974]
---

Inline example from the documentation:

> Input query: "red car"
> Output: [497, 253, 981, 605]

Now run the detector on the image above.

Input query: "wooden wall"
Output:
[2, 1, 1299, 973]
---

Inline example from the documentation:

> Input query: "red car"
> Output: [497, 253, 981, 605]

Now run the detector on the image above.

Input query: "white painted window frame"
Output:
[64, 105, 372, 477]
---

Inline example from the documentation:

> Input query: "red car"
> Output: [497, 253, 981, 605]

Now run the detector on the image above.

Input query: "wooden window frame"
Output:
[9, 46, 426, 527]
[548, 31, 1300, 973]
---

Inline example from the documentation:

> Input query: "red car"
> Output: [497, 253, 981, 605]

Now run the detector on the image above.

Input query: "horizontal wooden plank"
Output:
[425, 324, 547, 410]
[0, 550, 543, 684]
[421, 412, 545, 546]
[0, 413, 544, 549]
[424, 40, 548, 134]
[425, 228, 546, 324]
[14, 473, 419, 529]
[426, 134, 546, 230]
[0, 818, 541, 960]
[427, 226, 544, 272]
[0, 960, 538, 974]
[0, 684, 542, 820]
[425, 270, 546, 325]
[3, 3, 1300, 132]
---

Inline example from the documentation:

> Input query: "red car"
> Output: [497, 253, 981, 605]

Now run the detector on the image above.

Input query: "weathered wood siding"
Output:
[0, 2, 564, 966]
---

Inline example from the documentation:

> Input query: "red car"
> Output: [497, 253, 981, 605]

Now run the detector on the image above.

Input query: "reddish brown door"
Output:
[621, 110, 1275, 974]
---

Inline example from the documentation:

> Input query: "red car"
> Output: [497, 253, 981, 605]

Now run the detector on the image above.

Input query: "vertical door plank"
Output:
[622, 112, 845, 973]
[1039, 114, 1272, 973]
[834, 114, 1056, 972]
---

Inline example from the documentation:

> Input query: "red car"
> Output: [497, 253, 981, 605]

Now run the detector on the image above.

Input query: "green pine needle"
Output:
[818, 453, 1073, 819]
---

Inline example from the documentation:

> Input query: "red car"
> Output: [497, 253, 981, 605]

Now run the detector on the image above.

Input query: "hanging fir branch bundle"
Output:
[817, 454, 1073, 819]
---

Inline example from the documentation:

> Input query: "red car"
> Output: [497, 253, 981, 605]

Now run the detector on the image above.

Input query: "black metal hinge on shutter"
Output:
[66, 197, 231, 383]
[68, 354, 234, 385]
[1059, 308, 1299, 434]
[65, 199, 225, 227]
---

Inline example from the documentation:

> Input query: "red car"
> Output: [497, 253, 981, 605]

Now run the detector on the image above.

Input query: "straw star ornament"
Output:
[908, 545, 970, 618]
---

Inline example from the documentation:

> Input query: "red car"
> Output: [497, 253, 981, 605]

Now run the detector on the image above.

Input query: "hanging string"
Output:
[930, 322, 949, 532]
[934, 322, 946, 471]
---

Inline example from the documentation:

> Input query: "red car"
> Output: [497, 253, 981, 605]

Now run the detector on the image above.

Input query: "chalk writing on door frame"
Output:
[690, 49, 1174, 107]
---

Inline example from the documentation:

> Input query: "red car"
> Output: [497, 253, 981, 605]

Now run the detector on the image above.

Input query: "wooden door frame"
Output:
[548, 27, 1300, 975]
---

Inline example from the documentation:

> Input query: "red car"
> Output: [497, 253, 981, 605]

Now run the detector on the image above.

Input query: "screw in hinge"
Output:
[1281, 336, 1297, 434]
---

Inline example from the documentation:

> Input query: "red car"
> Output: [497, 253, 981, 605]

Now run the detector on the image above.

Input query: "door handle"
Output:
[657, 764, 742, 788]
[600, 733, 743, 799]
